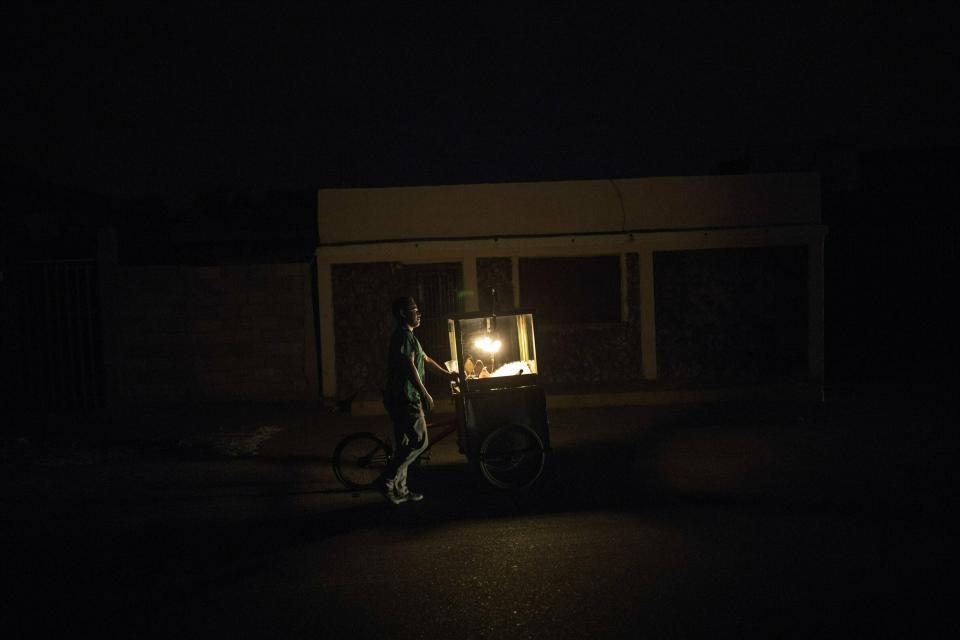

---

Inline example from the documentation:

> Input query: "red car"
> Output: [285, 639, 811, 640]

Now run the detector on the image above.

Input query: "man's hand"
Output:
[422, 391, 435, 413]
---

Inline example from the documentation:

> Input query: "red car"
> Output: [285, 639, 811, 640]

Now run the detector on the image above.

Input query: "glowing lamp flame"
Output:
[474, 336, 502, 354]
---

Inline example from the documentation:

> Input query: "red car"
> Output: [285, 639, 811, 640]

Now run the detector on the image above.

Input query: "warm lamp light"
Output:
[474, 336, 501, 354]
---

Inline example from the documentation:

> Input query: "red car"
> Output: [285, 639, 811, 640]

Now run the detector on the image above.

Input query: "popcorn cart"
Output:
[333, 307, 550, 491]
[445, 308, 550, 489]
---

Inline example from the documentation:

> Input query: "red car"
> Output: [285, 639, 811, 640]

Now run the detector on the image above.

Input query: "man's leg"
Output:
[394, 406, 428, 496]
[378, 404, 426, 501]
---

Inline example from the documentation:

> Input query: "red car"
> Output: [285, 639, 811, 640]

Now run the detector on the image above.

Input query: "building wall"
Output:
[317, 173, 820, 244]
[113, 263, 318, 403]
[654, 246, 808, 383]
[330, 260, 463, 397]
[534, 253, 642, 386]
[315, 174, 825, 400]
[337, 244, 823, 391]
[330, 262, 400, 398]
[328, 254, 646, 395]
[476, 257, 513, 313]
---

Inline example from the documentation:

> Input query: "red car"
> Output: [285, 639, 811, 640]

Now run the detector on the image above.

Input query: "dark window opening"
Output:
[519, 256, 621, 324]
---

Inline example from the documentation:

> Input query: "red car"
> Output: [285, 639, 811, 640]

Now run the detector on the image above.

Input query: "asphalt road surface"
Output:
[3, 393, 953, 638]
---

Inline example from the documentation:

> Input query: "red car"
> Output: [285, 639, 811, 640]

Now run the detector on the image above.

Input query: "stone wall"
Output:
[331, 262, 402, 397]
[330, 261, 462, 397]
[654, 246, 808, 383]
[113, 263, 318, 403]
[533, 253, 643, 386]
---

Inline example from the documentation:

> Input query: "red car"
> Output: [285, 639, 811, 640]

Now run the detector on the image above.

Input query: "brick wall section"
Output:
[113, 263, 318, 403]
[654, 246, 808, 383]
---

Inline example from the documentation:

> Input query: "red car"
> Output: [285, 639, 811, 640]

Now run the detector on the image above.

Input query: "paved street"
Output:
[2, 387, 954, 638]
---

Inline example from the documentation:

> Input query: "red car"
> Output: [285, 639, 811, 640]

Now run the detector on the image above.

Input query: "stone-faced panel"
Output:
[331, 262, 402, 397]
[654, 246, 808, 383]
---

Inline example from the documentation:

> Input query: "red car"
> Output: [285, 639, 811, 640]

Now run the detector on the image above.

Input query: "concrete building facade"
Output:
[315, 173, 825, 404]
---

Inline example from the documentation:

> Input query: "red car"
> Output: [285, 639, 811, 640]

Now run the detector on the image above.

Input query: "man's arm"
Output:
[406, 353, 434, 412]
[424, 355, 458, 380]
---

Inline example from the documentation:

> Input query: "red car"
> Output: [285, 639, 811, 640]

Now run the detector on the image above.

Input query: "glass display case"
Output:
[446, 310, 538, 391]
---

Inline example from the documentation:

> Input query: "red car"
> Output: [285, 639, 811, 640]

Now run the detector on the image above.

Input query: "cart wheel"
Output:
[333, 432, 393, 490]
[478, 424, 546, 490]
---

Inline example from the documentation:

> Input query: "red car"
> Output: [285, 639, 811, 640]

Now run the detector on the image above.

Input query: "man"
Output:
[376, 296, 457, 505]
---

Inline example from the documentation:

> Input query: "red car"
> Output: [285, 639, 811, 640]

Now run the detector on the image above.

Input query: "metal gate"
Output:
[0, 260, 104, 413]
[402, 263, 462, 383]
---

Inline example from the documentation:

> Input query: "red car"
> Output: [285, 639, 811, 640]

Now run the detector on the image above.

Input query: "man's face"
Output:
[405, 304, 422, 328]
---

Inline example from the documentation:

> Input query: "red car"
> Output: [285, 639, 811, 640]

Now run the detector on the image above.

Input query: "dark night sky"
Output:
[3, 2, 958, 206]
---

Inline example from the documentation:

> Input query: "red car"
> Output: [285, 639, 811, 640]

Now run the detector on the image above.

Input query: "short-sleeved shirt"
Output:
[384, 326, 425, 409]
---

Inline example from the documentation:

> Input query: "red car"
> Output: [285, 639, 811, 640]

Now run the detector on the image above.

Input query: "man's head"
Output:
[392, 296, 421, 328]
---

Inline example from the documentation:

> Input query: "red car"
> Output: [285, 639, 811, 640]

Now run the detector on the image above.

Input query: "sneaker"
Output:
[398, 490, 424, 502]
